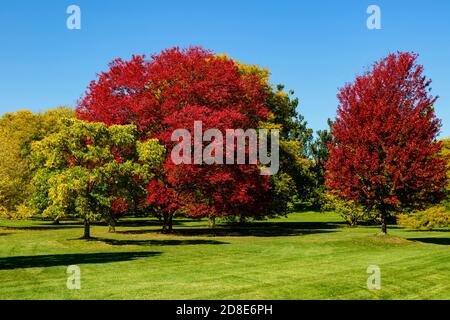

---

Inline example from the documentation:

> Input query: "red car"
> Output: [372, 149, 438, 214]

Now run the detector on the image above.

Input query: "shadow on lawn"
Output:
[116, 219, 194, 228]
[0, 251, 161, 270]
[407, 237, 450, 246]
[3, 223, 82, 231]
[117, 221, 341, 237]
[93, 238, 228, 246]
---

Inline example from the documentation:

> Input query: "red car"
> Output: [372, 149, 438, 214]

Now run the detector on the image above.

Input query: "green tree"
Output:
[233, 58, 314, 209]
[267, 88, 314, 206]
[308, 119, 333, 209]
[31, 119, 164, 239]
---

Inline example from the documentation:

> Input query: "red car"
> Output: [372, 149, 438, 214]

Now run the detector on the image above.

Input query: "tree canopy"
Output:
[0, 108, 74, 217]
[31, 118, 165, 238]
[326, 52, 447, 234]
[77, 47, 275, 231]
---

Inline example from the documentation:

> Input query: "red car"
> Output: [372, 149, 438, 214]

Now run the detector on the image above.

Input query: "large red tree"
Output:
[77, 47, 271, 231]
[326, 52, 447, 234]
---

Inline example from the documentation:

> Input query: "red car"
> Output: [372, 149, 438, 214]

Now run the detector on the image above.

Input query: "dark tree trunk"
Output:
[162, 213, 173, 233]
[239, 214, 246, 225]
[108, 219, 116, 233]
[52, 218, 60, 225]
[380, 214, 388, 235]
[83, 219, 91, 239]
[108, 212, 116, 233]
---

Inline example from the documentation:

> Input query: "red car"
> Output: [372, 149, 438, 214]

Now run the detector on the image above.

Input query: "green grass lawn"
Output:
[0, 211, 448, 300]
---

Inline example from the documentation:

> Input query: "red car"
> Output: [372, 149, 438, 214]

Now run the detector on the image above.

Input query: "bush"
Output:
[0, 204, 35, 220]
[268, 173, 298, 216]
[310, 186, 331, 211]
[323, 194, 374, 226]
[398, 205, 450, 230]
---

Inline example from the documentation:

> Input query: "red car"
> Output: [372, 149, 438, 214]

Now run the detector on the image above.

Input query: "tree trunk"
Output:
[208, 216, 216, 229]
[162, 213, 173, 233]
[52, 218, 60, 225]
[108, 220, 116, 233]
[239, 214, 246, 225]
[83, 219, 91, 239]
[108, 212, 116, 233]
[380, 215, 388, 235]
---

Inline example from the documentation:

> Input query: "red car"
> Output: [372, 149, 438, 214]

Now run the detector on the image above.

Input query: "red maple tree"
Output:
[326, 52, 447, 234]
[77, 47, 271, 231]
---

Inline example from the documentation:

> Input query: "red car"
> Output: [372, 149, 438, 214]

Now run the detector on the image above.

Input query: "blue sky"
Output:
[0, 0, 449, 137]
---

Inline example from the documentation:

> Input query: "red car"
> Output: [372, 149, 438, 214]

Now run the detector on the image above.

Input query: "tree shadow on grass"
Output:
[3, 223, 82, 231]
[0, 252, 161, 270]
[407, 237, 450, 246]
[117, 221, 341, 237]
[116, 219, 192, 228]
[92, 238, 229, 246]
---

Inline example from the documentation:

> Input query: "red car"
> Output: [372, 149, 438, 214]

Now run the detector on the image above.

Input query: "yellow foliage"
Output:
[440, 138, 450, 194]
[398, 205, 450, 230]
[215, 54, 271, 86]
[0, 107, 74, 215]
[0, 205, 35, 220]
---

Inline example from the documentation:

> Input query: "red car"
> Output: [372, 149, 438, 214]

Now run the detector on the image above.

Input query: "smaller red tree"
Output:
[326, 52, 447, 234]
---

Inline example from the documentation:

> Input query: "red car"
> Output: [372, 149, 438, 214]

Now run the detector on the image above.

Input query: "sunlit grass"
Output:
[0, 212, 448, 300]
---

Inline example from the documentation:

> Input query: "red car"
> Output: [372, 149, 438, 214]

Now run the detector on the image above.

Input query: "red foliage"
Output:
[326, 52, 447, 217]
[77, 47, 271, 219]
[111, 198, 129, 214]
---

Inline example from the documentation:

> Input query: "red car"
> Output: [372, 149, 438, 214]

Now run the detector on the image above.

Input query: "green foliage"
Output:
[308, 119, 333, 209]
[265, 88, 315, 205]
[268, 172, 298, 216]
[29, 168, 56, 215]
[268, 86, 313, 147]
[398, 205, 450, 230]
[323, 194, 373, 226]
[30, 118, 165, 237]
[278, 140, 313, 201]
[231, 59, 315, 207]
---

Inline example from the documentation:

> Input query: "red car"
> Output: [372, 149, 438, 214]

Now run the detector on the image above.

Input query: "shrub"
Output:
[398, 205, 450, 230]
[269, 173, 298, 216]
[323, 194, 374, 226]
[0, 204, 35, 220]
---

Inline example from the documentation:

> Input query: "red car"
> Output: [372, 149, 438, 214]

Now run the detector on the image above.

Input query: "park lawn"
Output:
[0, 211, 448, 300]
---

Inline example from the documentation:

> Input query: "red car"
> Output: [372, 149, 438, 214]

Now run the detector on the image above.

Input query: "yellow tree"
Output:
[0, 108, 74, 217]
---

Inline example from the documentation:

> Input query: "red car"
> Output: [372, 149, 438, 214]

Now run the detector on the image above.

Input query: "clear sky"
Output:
[0, 0, 449, 137]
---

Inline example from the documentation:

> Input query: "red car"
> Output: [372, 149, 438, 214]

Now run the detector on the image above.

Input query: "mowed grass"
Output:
[0, 212, 448, 300]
